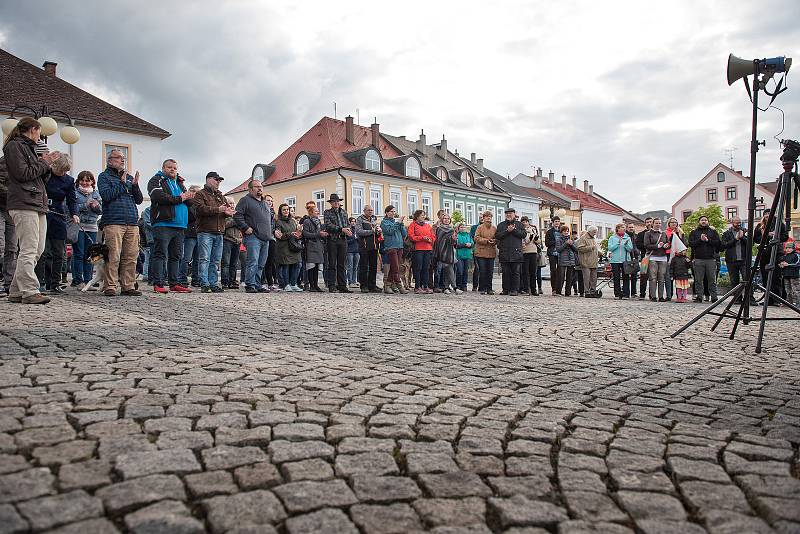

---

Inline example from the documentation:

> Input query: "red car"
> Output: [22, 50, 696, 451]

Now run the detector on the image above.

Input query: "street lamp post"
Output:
[1, 105, 81, 150]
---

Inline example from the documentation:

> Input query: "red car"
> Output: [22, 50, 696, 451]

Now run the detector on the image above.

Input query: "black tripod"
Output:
[671, 161, 800, 352]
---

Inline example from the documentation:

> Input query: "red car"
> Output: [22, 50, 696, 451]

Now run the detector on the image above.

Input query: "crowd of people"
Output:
[1, 116, 799, 306]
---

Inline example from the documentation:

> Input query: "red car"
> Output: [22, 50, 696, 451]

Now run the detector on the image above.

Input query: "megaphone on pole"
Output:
[728, 54, 792, 85]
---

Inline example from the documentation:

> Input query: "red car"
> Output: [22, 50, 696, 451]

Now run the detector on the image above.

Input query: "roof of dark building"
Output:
[0, 48, 169, 138]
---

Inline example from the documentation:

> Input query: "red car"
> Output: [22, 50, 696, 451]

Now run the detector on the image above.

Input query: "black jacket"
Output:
[688, 226, 721, 260]
[323, 207, 348, 241]
[146, 173, 187, 224]
[627, 231, 640, 259]
[720, 227, 749, 264]
[545, 226, 560, 257]
[495, 220, 526, 263]
[754, 221, 790, 267]
[670, 255, 692, 279]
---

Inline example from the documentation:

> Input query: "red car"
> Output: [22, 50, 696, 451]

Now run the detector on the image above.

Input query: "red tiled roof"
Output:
[515, 185, 570, 208]
[0, 48, 169, 138]
[226, 117, 436, 195]
[540, 182, 625, 215]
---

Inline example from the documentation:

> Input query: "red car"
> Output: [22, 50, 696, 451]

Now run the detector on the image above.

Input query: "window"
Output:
[351, 184, 364, 216]
[103, 142, 132, 171]
[477, 204, 486, 217]
[407, 190, 418, 216]
[682, 210, 693, 222]
[365, 149, 381, 172]
[295, 153, 309, 175]
[285, 196, 296, 211]
[370, 185, 383, 214]
[312, 190, 325, 214]
[421, 193, 432, 218]
[754, 207, 764, 219]
[727, 207, 738, 220]
[390, 189, 401, 215]
[717, 171, 725, 182]
[726, 186, 737, 200]
[455, 200, 465, 219]
[496, 207, 504, 223]
[466, 204, 476, 225]
[443, 199, 453, 215]
[405, 158, 421, 178]
[437, 168, 448, 182]
[707, 188, 717, 202]
[460, 170, 472, 186]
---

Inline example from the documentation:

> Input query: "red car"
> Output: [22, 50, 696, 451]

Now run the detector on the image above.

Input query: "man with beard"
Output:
[688, 215, 722, 303]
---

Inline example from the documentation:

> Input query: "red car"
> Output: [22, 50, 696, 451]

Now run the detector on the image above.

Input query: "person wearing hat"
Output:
[494, 207, 526, 296]
[193, 172, 234, 293]
[323, 193, 352, 292]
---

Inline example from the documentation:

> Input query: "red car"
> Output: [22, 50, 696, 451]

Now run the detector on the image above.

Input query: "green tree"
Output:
[680, 205, 726, 237]
[451, 210, 464, 224]
[600, 236, 610, 254]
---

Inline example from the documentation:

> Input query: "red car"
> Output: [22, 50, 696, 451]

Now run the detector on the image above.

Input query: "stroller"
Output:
[593, 260, 613, 297]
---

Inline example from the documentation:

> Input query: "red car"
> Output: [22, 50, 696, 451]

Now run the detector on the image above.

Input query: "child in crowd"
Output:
[670, 249, 692, 303]
[779, 241, 799, 307]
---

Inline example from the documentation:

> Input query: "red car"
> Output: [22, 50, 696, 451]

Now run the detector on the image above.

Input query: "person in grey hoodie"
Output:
[233, 179, 274, 293]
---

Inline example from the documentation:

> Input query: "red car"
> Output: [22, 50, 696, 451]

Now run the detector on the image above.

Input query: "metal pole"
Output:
[742, 61, 761, 321]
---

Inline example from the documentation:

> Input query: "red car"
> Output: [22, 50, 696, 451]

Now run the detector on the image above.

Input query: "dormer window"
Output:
[461, 170, 473, 186]
[296, 154, 310, 174]
[365, 149, 381, 171]
[405, 157, 421, 178]
[717, 171, 725, 182]
[436, 168, 448, 182]
[483, 178, 493, 189]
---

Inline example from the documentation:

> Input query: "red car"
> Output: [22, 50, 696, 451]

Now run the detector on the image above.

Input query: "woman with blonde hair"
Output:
[3, 117, 61, 304]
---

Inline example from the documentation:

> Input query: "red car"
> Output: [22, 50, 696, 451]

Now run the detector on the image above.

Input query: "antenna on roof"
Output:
[333, 102, 337, 120]
[356, 108, 360, 125]
[724, 147, 736, 168]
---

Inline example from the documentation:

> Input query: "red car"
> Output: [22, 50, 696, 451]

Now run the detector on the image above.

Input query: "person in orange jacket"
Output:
[407, 209, 435, 293]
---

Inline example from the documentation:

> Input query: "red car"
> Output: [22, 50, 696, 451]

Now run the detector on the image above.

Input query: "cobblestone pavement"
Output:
[0, 286, 798, 534]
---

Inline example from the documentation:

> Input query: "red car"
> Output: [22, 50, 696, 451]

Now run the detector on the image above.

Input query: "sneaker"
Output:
[201, 286, 212, 293]
[270, 284, 280, 290]
[121, 289, 142, 296]
[154, 285, 169, 294]
[472, 287, 478, 292]
[268, 285, 279, 292]
[88, 283, 100, 291]
[425, 288, 434, 294]
[170, 284, 192, 293]
[229, 281, 240, 289]
[283, 285, 293, 292]
[638, 295, 645, 300]
[211, 286, 224, 293]
[520, 291, 530, 296]
[245, 286, 258, 293]
[329, 287, 337, 293]
[102, 288, 117, 296]
[397, 285, 408, 294]
[509, 291, 519, 296]
[339, 287, 353, 293]
[22, 293, 50, 304]
[415, 288, 424, 294]
[384, 285, 393, 294]
[49, 286, 66, 295]
[454, 289, 463, 294]
[433, 288, 442, 293]
[443, 289, 451, 294]
[291, 285, 303, 292]
[8, 295, 22, 303]
[486, 290, 495, 295]
[190, 280, 201, 288]
[479, 291, 487, 295]
[257, 286, 270, 293]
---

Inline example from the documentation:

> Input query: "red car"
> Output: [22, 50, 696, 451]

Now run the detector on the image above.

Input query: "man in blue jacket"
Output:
[97, 149, 143, 296]
[146, 159, 193, 294]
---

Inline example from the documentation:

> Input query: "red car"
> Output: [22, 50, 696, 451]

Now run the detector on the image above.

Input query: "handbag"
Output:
[66, 220, 80, 244]
[288, 236, 304, 252]
[623, 249, 639, 276]
[639, 254, 650, 275]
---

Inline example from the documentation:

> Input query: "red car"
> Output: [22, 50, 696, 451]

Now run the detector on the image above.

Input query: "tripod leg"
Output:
[711, 283, 744, 331]
[670, 288, 739, 338]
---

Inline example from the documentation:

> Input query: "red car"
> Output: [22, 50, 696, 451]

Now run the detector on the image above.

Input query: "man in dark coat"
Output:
[544, 215, 562, 295]
[323, 193, 352, 293]
[688, 215, 722, 302]
[635, 217, 653, 299]
[495, 208, 526, 296]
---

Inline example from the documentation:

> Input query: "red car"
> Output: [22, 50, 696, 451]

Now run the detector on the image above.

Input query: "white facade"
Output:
[672, 163, 774, 224]
[582, 209, 624, 239]
[508, 194, 541, 223]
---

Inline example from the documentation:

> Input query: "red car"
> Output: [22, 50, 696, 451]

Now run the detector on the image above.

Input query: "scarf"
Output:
[78, 185, 94, 196]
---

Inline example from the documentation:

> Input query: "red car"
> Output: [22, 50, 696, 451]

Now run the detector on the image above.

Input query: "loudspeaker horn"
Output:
[727, 54, 756, 86]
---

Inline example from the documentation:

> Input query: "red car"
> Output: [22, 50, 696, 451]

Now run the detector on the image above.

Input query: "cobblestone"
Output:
[0, 290, 798, 532]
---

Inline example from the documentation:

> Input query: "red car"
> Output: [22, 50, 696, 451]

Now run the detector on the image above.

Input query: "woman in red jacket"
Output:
[407, 209, 435, 293]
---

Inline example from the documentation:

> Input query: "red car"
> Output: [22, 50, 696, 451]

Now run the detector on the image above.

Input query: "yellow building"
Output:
[226, 117, 439, 220]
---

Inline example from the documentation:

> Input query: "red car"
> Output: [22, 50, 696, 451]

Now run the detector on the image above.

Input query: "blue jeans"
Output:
[455, 258, 470, 290]
[197, 233, 223, 287]
[152, 226, 185, 286]
[71, 230, 97, 284]
[243, 235, 270, 289]
[346, 252, 360, 285]
[279, 262, 300, 287]
[412, 250, 431, 289]
[221, 240, 240, 285]
[177, 235, 197, 285]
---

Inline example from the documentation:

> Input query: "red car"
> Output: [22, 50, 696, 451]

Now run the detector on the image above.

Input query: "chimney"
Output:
[548, 170, 554, 183]
[571, 176, 577, 189]
[476, 158, 484, 172]
[43, 61, 57, 77]
[589, 184, 594, 195]
[537, 167, 543, 177]
[345, 116, 354, 145]
[438, 135, 448, 158]
[535, 174, 542, 188]
[583, 179, 589, 194]
[470, 152, 476, 165]
[370, 121, 380, 147]
[561, 174, 567, 188]
[416, 129, 426, 154]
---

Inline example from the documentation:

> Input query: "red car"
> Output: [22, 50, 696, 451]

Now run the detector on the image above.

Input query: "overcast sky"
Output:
[1, 1, 798, 212]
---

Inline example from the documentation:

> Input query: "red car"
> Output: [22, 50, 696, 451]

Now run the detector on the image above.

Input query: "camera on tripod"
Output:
[780, 139, 800, 163]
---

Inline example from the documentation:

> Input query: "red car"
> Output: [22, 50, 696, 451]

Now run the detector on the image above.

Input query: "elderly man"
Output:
[97, 149, 144, 296]
[575, 226, 600, 298]
[193, 172, 234, 293]
[495, 207, 526, 296]
[544, 215, 562, 295]
[688, 215, 722, 302]
[147, 159, 193, 294]
[323, 193, 352, 293]
[355, 205, 381, 293]
[234, 179, 274, 293]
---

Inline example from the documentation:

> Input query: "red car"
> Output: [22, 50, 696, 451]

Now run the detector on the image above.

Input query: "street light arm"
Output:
[8, 105, 40, 118]
[47, 109, 75, 126]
